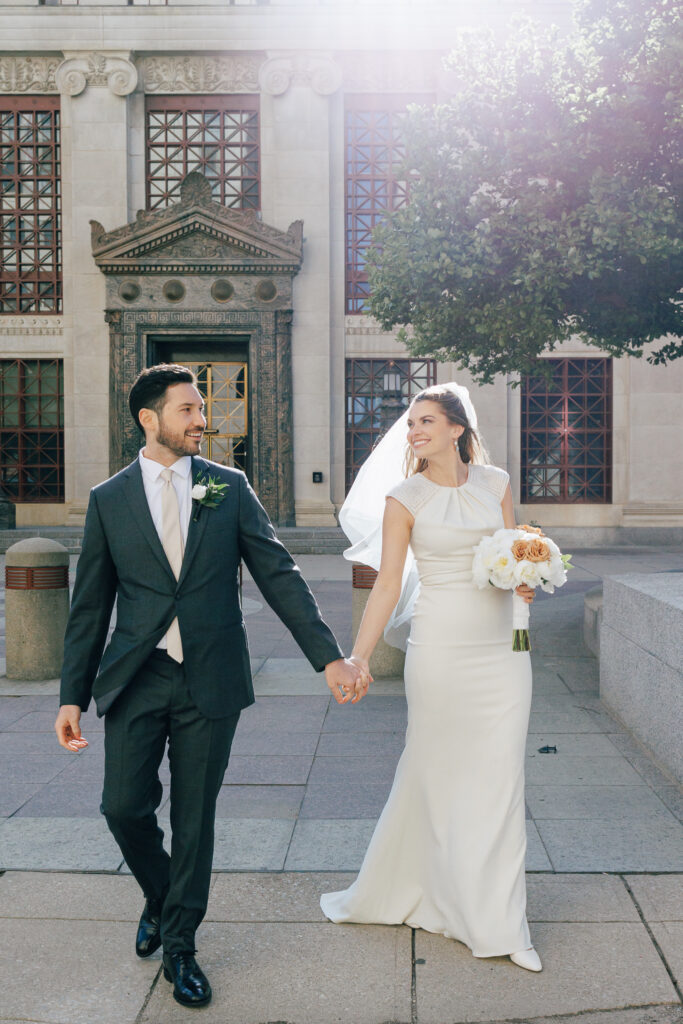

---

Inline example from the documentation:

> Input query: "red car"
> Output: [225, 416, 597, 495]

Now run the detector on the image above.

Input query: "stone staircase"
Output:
[0, 526, 347, 556]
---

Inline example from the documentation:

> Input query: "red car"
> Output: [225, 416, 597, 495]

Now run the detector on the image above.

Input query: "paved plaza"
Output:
[0, 549, 681, 1023]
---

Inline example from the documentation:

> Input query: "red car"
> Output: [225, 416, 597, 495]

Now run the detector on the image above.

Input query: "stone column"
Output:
[259, 54, 342, 526]
[56, 51, 137, 523]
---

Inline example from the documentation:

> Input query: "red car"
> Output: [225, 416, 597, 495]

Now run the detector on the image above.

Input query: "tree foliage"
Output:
[367, 0, 683, 383]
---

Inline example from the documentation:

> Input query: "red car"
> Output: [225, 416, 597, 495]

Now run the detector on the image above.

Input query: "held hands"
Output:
[54, 704, 89, 752]
[515, 584, 535, 605]
[324, 657, 372, 705]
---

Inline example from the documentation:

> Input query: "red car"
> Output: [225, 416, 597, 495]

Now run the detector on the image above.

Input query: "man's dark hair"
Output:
[128, 364, 197, 432]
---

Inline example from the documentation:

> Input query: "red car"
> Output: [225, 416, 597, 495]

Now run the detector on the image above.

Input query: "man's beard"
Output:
[156, 420, 202, 458]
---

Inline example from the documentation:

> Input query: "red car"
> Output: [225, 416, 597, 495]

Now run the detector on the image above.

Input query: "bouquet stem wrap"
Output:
[512, 592, 531, 652]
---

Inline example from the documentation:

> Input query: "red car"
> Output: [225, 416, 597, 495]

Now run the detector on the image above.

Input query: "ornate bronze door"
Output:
[184, 361, 248, 473]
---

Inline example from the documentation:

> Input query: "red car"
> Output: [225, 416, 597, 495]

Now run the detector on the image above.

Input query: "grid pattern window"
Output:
[345, 358, 437, 491]
[345, 97, 425, 314]
[146, 95, 260, 210]
[521, 358, 612, 503]
[0, 98, 61, 314]
[0, 359, 64, 502]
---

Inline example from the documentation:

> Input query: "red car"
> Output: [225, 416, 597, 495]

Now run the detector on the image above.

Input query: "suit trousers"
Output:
[101, 650, 240, 954]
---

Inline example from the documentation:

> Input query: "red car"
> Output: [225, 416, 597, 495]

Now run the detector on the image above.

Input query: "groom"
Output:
[54, 364, 364, 1008]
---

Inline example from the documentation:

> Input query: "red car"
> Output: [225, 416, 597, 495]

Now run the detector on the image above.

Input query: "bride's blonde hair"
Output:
[403, 384, 490, 477]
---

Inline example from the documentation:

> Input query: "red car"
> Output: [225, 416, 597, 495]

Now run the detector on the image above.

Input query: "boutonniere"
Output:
[191, 474, 228, 522]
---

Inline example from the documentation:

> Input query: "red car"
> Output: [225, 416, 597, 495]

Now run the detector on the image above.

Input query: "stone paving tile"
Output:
[650, 921, 683, 988]
[316, 729, 407, 757]
[13, 780, 105, 818]
[140, 921, 412, 1024]
[656, 787, 683, 823]
[525, 754, 646, 786]
[230, 728, 320, 756]
[224, 753, 313, 785]
[414, 922, 679, 1023]
[0, 757, 73, 784]
[536, 819, 683, 872]
[528, 710, 604, 733]
[624, 875, 683, 921]
[0, 704, 33, 729]
[628, 755, 680, 790]
[0, 870, 143, 920]
[5, 708, 103, 732]
[214, 784, 305, 819]
[526, 873, 639, 922]
[0, 731, 104, 755]
[285, 818, 378, 871]
[0, 782, 42, 817]
[308, 753, 402, 784]
[0, 918, 158, 1024]
[526, 732, 621, 756]
[299, 779, 394, 819]
[205, 818, 294, 871]
[525, 784, 676, 821]
[537, 655, 601, 692]
[208, 872, 356, 922]
[0, 818, 123, 871]
[526, 820, 553, 871]
[236, 694, 329, 733]
[53, 753, 106, 782]
[323, 695, 408, 733]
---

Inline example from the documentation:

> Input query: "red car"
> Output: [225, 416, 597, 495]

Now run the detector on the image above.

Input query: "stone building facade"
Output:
[0, 0, 681, 538]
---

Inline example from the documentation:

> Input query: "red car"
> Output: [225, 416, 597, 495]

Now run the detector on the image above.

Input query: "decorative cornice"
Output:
[91, 172, 303, 277]
[0, 57, 60, 94]
[55, 52, 137, 97]
[141, 55, 261, 94]
[0, 315, 64, 336]
[341, 52, 439, 94]
[258, 53, 342, 96]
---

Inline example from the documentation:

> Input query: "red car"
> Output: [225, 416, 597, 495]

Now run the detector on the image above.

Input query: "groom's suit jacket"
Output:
[60, 455, 343, 719]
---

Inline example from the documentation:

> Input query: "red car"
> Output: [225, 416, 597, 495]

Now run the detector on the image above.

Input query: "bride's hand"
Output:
[515, 584, 535, 604]
[349, 656, 373, 700]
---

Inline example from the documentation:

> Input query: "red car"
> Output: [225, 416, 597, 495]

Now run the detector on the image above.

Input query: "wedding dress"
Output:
[321, 463, 532, 957]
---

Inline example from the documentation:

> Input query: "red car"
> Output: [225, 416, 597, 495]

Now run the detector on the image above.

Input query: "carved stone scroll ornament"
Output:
[258, 54, 342, 97]
[55, 53, 137, 97]
[0, 57, 60, 94]
[141, 55, 261, 94]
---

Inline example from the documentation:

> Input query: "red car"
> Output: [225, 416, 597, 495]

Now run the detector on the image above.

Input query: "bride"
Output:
[321, 382, 542, 972]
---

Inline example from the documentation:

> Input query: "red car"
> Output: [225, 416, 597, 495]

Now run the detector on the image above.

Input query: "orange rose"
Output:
[525, 538, 551, 562]
[511, 539, 530, 562]
[519, 524, 544, 536]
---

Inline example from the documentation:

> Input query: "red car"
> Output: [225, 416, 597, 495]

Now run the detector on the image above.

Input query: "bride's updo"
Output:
[404, 384, 489, 477]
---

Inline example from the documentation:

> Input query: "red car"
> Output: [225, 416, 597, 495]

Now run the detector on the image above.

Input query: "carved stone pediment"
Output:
[90, 173, 303, 276]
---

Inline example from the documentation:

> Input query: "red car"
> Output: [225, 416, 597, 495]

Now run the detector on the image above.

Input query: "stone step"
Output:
[0, 526, 347, 556]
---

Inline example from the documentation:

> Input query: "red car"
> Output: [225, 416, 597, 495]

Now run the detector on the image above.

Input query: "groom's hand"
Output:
[324, 658, 367, 705]
[55, 705, 89, 752]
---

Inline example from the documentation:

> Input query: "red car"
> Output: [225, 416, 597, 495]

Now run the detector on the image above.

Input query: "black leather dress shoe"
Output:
[163, 952, 212, 1008]
[135, 897, 163, 958]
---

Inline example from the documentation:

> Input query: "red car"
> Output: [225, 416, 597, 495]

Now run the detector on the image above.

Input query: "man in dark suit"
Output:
[54, 364, 364, 1008]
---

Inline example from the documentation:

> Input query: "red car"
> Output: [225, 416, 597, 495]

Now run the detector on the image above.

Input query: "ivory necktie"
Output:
[160, 467, 184, 663]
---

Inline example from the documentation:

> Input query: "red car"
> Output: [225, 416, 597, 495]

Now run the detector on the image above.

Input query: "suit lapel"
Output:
[177, 455, 211, 588]
[121, 460, 176, 582]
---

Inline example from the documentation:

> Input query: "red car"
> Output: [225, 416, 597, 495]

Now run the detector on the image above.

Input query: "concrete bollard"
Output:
[351, 564, 405, 679]
[5, 538, 70, 681]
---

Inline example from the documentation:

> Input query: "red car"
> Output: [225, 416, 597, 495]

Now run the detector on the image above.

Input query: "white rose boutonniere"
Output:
[191, 474, 228, 521]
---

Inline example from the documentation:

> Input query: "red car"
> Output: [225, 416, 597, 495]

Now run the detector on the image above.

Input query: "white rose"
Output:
[192, 484, 207, 500]
[513, 559, 541, 587]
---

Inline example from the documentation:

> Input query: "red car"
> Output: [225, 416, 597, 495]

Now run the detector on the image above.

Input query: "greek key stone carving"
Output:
[141, 55, 261, 94]
[0, 57, 60, 94]
[56, 53, 137, 97]
[258, 54, 342, 96]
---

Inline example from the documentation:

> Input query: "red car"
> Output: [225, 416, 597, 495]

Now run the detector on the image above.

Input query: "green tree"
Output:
[368, 0, 683, 383]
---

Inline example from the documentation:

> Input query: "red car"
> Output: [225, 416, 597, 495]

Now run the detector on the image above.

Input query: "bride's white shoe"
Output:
[510, 947, 542, 972]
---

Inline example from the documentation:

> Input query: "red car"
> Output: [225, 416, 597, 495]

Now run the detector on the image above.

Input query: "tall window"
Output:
[146, 95, 259, 210]
[345, 97, 426, 314]
[0, 359, 64, 502]
[0, 97, 61, 314]
[521, 358, 612, 503]
[345, 358, 437, 491]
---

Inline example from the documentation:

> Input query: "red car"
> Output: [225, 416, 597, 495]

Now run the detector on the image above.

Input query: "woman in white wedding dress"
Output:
[320, 383, 542, 972]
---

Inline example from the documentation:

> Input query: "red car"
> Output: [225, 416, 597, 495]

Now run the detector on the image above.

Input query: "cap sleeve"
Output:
[386, 474, 434, 518]
[472, 464, 510, 501]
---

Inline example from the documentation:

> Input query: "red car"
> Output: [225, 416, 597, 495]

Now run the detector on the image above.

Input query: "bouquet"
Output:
[472, 525, 573, 651]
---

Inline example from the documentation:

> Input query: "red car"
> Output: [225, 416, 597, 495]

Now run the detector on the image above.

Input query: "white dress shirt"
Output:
[138, 449, 193, 651]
